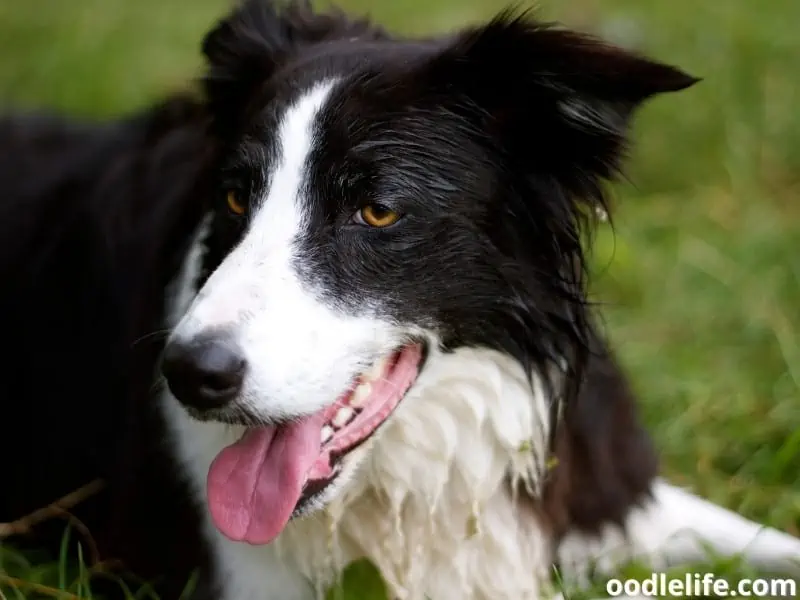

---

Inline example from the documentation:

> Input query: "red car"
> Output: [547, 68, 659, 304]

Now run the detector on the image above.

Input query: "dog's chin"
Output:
[198, 341, 429, 545]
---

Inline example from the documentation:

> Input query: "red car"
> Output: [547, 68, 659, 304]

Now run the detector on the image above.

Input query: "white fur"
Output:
[162, 83, 800, 600]
[558, 479, 800, 583]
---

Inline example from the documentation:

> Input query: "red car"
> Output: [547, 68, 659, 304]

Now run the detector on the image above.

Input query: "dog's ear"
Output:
[202, 0, 388, 137]
[411, 9, 698, 203]
[200, 0, 290, 133]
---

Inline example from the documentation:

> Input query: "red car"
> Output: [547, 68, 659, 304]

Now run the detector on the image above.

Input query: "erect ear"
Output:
[201, 0, 388, 137]
[410, 9, 699, 199]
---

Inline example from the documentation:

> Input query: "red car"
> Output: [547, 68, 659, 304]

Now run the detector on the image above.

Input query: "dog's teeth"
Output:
[321, 425, 333, 444]
[332, 407, 354, 428]
[363, 354, 390, 382]
[349, 382, 372, 408]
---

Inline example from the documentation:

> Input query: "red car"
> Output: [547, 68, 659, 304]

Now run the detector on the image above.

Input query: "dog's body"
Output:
[0, 100, 220, 598]
[1, 2, 798, 599]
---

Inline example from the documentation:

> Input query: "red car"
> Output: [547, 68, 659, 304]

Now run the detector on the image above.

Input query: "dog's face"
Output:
[162, 1, 695, 546]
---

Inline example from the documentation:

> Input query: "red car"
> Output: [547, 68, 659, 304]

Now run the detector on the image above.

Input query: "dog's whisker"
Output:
[131, 328, 171, 348]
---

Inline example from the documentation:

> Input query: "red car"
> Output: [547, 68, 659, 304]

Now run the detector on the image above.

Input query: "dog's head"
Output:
[161, 0, 696, 545]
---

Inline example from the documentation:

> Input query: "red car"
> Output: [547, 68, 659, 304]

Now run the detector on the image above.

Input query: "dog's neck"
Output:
[267, 347, 556, 600]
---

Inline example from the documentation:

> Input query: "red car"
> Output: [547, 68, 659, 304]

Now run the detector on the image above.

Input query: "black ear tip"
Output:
[673, 71, 702, 91]
[658, 66, 702, 93]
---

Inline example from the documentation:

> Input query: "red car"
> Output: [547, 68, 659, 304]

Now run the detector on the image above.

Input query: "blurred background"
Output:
[0, 0, 797, 544]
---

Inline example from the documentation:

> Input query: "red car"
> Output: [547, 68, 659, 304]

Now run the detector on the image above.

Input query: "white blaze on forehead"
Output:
[171, 79, 402, 420]
[182, 79, 336, 324]
[227, 80, 336, 280]
[249, 81, 335, 252]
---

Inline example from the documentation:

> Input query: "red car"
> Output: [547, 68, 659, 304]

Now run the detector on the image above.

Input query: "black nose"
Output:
[161, 331, 247, 411]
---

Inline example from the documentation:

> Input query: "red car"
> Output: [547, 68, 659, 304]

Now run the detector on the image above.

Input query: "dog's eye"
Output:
[226, 190, 246, 216]
[355, 204, 401, 228]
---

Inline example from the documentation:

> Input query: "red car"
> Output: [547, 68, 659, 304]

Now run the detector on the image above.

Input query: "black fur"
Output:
[0, 99, 219, 598]
[0, 1, 696, 598]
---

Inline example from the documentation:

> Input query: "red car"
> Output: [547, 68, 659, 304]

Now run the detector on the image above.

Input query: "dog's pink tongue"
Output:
[206, 417, 322, 545]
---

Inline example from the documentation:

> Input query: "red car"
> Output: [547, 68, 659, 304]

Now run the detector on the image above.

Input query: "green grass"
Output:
[1, 0, 799, 597]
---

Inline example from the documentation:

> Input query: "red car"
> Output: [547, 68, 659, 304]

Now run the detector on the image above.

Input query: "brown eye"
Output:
[358, 204, 401, 228]
[226, 190, 246, 216]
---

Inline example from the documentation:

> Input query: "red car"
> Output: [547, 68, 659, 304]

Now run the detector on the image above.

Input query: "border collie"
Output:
[1, 1, 798, 599]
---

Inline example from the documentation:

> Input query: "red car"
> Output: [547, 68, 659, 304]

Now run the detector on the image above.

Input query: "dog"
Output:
[1, 1, 798, 599]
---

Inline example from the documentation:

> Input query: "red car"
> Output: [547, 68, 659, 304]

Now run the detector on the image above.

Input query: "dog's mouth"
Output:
[205, 342, 426, 545]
